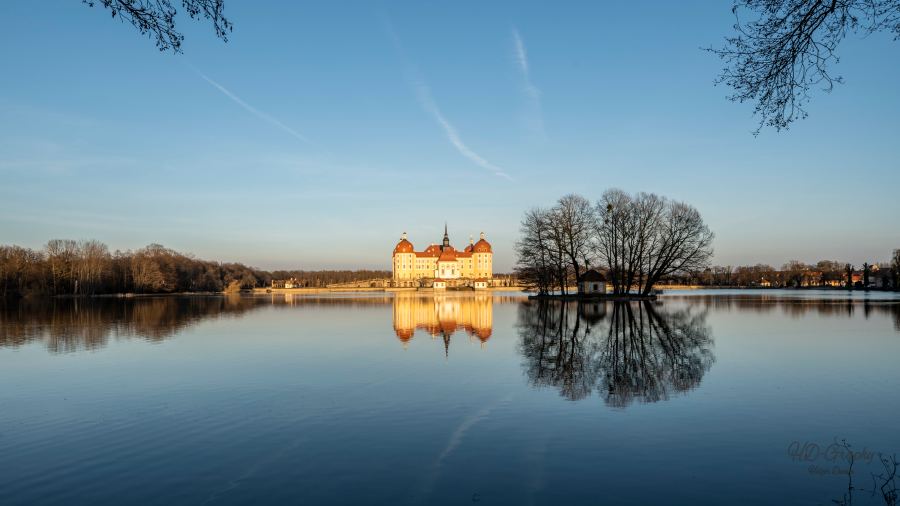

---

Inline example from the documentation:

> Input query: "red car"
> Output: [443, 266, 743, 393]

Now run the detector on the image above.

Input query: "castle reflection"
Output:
[392, 294, 493, 355]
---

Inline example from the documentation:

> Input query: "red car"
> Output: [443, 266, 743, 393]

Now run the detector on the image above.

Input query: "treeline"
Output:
[687, 255, 900, 289]
[0, 240, 388, 298]
[268, 270, 391, 288]
[516, 190, 714, 295]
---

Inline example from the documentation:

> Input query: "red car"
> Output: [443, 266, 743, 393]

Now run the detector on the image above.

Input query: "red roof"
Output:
[473, 238, 492, 253]
[393, 239, 414, 254]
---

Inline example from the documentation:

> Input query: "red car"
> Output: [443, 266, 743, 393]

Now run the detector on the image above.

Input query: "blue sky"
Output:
[1, 1, 898, 271]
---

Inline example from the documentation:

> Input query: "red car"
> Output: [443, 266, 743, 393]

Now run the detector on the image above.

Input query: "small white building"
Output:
[433, 279, 447, 290]
[473, 278, 489, 290]
[580, 269, 607, 295]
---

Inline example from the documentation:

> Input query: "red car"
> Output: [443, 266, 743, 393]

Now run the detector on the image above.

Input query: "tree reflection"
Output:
[0, 294, 394, 353]
[518, 301, 714, 407]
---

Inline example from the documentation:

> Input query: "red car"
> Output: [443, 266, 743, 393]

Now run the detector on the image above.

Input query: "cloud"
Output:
[196, 72, 309, 144]
[412, 77, 513, 180]
[512, 27, 544, 138]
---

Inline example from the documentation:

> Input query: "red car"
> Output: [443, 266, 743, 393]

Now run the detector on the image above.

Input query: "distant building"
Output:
[580, 269, 607, 294]
[392, 225, 493, 288]
[272, 278, 304, 289]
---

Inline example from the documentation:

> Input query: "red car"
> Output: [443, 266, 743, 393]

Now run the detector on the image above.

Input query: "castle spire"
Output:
[442, 222, 450, 249]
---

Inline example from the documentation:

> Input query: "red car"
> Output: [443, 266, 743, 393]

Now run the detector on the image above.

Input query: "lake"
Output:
[2, 290, 899, 505]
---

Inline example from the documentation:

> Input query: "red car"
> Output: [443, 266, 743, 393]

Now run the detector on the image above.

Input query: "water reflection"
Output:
[518, 301, 715, 407]
[392, 294, 493, 354]
[670, 294, 900, 329]
[3, 292, 897, 358]
[0, 295, 271, 352]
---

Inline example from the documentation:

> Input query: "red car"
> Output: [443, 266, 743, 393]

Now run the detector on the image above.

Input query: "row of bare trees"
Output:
[0, 240, 390, 298]
[515, 191, 714, 295]
[694, 253, 900, 289]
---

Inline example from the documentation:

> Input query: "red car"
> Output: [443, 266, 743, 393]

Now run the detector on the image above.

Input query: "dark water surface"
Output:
[2, 290, 899, 505]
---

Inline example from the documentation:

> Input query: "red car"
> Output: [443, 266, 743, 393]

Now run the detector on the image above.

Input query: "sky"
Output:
[1, 1, 898, 271]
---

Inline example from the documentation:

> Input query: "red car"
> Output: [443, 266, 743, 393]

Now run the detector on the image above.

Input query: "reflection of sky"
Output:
[1, 292, 899, 505]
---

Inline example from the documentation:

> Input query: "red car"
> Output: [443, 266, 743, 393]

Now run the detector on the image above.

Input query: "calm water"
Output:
[2, 290, 899, 505]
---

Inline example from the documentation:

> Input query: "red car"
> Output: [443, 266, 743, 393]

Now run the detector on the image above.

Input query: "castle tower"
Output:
[472, 231, 493, 279]
[441, 223, 450, 250]
[392, 232, 416, 286]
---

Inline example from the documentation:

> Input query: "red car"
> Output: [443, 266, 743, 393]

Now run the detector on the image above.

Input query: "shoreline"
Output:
[528, 293, 658, 301]
[5, 285, 897, 300]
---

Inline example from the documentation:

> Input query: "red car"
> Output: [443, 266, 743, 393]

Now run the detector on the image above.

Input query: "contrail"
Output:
[512, 27, 530, 76]
[383, 15, 512, 180]
[196, 71, 309, 143]
[512, 27, 544, 137]
[412, 76, 513, 181]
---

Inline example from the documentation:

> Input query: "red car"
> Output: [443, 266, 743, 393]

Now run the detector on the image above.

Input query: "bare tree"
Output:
[892, 249, 900, 289]
[76, 240, 110, 295]
[83, 0, 232, 53]
[515, 208, 558, 295]
[709, 0, 900, 133]
[594, 189, 636, 294]
[518, 190, 713, 297]
[553, 194, 597, 293]
[130, 253, 167, 293]
[46, 239, 78, 295]
[639, 200, 714, 295]
[595, 190, 713, 295]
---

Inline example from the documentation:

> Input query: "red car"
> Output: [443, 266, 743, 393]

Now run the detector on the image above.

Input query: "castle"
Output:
[392, 225, 493, 288]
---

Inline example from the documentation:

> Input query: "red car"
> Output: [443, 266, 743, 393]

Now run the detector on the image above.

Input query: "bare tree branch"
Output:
[708, 0, 900, 133]
[83, 0, 232, 53]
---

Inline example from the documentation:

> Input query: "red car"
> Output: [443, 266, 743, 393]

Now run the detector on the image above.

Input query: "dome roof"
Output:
[424, 244, 441, 254]
[473, 239, 492, 253]
[394, 238, 414, 254]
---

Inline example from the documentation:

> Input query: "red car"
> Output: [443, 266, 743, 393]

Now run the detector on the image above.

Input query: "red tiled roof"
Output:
[393, 239, 414, 254]
[473, 238, 491, 253]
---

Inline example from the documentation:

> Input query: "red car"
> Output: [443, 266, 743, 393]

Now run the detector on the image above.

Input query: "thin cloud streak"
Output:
[196, 72, 309, 143]
[512, 28, 530, 76]
[383, 15, 512, 180]
[412, 78, 513, 181]
[512, 27, 544, 138]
